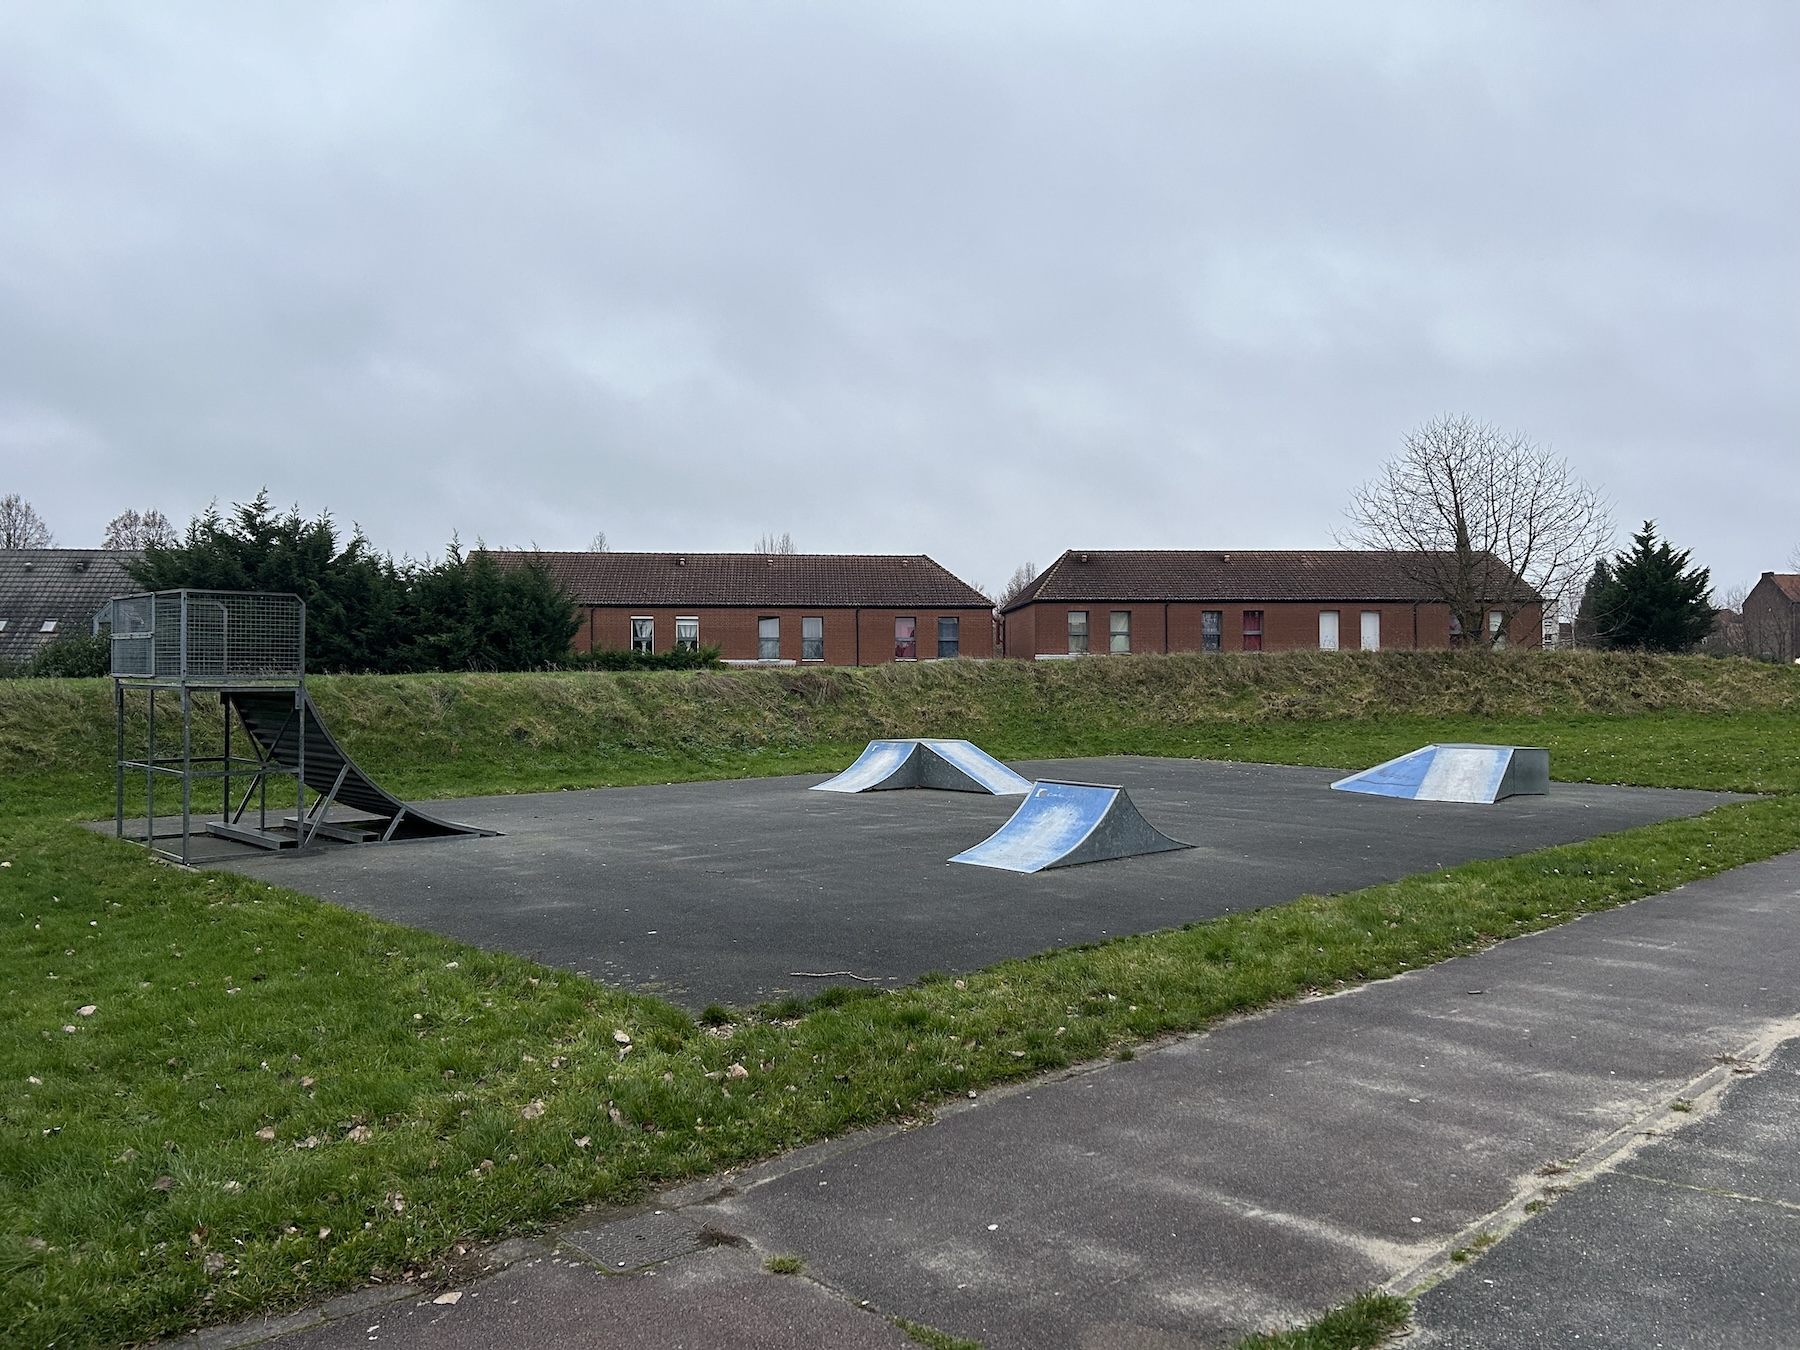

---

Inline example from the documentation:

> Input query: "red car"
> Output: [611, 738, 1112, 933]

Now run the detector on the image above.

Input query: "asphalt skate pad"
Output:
[1330, 743, 1550, 804]
[949, 780, 1193, 873]
[811, 738, 1032, 795]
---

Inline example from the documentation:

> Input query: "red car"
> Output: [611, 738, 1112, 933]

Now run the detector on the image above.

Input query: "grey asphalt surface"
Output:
[182, 844, 1800, 1350]
[1409, 1035, 1800, 1349]
[203, 756, 1738, 1008]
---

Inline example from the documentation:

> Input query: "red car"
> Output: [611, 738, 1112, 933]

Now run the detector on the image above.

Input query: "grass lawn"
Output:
[3, 661, 1799, 1347]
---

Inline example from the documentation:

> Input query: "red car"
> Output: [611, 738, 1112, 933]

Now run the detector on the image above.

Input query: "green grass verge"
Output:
[1233, 1292, 1411, 1348]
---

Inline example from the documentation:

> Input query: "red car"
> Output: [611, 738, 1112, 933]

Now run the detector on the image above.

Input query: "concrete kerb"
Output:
[1385, 1012, 1800, 1302]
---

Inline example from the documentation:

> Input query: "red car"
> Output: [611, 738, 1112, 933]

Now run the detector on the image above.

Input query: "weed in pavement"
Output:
[1232, 1291, 1411, 1348]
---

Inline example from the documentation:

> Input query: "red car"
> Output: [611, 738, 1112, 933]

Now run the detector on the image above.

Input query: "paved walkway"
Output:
[179, 851, 1800, 1350]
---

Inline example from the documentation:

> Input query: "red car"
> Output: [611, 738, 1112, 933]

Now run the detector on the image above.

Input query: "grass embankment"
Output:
[3, 652, 1800, 1347]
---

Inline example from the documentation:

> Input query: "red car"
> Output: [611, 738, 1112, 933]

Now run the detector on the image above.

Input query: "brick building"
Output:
[999, 550, 1543, 657]
[0, 549, 140, 667]
[1742, 573, 1800, 661]
[517, 552, 995, 665]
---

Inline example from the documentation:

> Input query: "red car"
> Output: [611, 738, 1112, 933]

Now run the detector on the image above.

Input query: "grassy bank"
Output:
[3, 652, 1799, 1346]
[6, 651, 1800, 815]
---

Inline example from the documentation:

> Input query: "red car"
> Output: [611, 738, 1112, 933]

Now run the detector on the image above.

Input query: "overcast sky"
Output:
[2, 2, 1795, 600]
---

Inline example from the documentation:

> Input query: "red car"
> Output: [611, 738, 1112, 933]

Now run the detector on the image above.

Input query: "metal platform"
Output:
[811, 739, 1032, 795]
[106, 589, 493, 862]
[949, 780, 1192, 873]
[1330, 743, 1551, 804]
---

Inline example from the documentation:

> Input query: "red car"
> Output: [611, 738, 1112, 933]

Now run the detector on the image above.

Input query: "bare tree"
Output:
[0, 493, 54, 548]
[589, 530, 610, 552]
[102, 508, 176, 550]
[754, 531, 796, 554]
[995, 561, 1037, 608]
[1341, 415, 1612, 646]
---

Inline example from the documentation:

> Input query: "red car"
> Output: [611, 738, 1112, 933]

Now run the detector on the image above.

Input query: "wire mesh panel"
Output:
[109, 591, 304, 681]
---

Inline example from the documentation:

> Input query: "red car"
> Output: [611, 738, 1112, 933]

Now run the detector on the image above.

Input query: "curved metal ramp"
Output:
[1331, 744, 1549, 804]
[812, 739, 1032, 795]
[949, 780, 1192, 873]
[220, 689, 496, 843]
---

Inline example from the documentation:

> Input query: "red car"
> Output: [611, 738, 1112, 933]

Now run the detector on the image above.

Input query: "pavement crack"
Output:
[1612, 1171, 1800, 1213]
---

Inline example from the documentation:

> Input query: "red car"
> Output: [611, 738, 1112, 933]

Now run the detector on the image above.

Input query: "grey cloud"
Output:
[1, 0, 1794, 597]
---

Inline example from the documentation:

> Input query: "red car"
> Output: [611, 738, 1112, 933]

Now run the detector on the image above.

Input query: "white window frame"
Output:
[1201, 609, 1222, 652]
[1489, 610, 1506, 648]
[1110, 610, 1131, 654]
[1360, 610, 1381, 651]
[1067, 610, 1089, 655]
[801, 615, 824, 662]
[675, 617, 700, 651]
[630, 616, 654, 653]
[757, 616, 781, 661]
[894, 615, 918, 661]
[1318, 610, 1339, 651]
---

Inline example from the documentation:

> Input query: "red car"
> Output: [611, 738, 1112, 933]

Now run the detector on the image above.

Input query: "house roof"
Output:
[1761, 573, 1800, 603]
[1001, 549, 1540, 613]
[489, 551, 994, 609]
[0, 549, 141, 666]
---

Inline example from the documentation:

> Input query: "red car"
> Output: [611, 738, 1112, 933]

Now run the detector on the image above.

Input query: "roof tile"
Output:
[0, 549, 141, 665]
[491, 552, 993, 609]
[1001, 549, 1539, 611]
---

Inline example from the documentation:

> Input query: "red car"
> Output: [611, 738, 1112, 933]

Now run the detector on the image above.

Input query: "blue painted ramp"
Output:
[812, 739, 1031, 795]
[950, 780, 1192, 873]
[1331, 744, 1550, 804]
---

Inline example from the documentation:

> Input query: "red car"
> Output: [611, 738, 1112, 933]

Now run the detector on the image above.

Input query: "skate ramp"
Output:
[949, 780, 1192, 873]
[218, 689, 496, 845]
[1331, 744, 1550, 804]
[812, 739, 1032, 795]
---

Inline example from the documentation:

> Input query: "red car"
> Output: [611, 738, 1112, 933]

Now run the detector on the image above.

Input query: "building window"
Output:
[1242, 610, 1263, 652]
[1318, 610, 1339, 651]
[802, 615, 824, 661]
[1489, 610, 1506, 648]
[675, 617, 699, 651]
[1201, 610, 1222, 652]
[631, 617, 654, 653]
[1110, 610, 1131, 654]
[0, 620, 9, 633]
[1360, 610, 1381, 651]
[1067, 610, 1089, 654]
[894, 616, 917, 660]
[936, 615, 960, 659]
[758, 616, 780, 660]
[40, 619, 59, 634]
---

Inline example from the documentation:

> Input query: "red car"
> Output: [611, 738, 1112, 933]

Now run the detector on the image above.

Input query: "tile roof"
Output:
[1001, 549, 1540, 612]
[1763, 573, 1800, 603]
[0, 549, 141, 666]
[490, 552, 993, 609]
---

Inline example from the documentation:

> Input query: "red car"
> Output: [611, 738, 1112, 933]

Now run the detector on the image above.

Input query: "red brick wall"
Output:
[573, 606, 995, 665]
[1001, 600, 1542, 656]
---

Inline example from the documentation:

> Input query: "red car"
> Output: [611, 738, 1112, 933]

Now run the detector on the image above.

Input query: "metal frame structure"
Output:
[108, 590, 310, 865]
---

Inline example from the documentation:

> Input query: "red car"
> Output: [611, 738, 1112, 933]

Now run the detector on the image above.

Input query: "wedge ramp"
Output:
[1331, 743, 1550, 804]
[949, 780, 1192, 873]
[215, 688, 496, 846]
[812, 739, 1032, 795]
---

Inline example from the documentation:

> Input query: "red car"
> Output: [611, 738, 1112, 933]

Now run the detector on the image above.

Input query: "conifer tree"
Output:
[1592, 522, 1714, 652]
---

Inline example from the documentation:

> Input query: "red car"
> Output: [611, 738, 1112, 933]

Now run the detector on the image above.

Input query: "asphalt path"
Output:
[208, 756, 1739, 1009]
[188, 843, 1800, 1350]
[1409, 1033, 1800, 1349]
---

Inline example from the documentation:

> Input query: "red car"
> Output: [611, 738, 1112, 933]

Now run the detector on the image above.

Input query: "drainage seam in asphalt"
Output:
[1387, 1014, 1800, 1299]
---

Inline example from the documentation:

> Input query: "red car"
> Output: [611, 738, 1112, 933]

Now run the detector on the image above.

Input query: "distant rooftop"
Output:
[0, 549, 141, 666]
[1003, 549, 1539, 612]
[491, 551, 993, 609]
